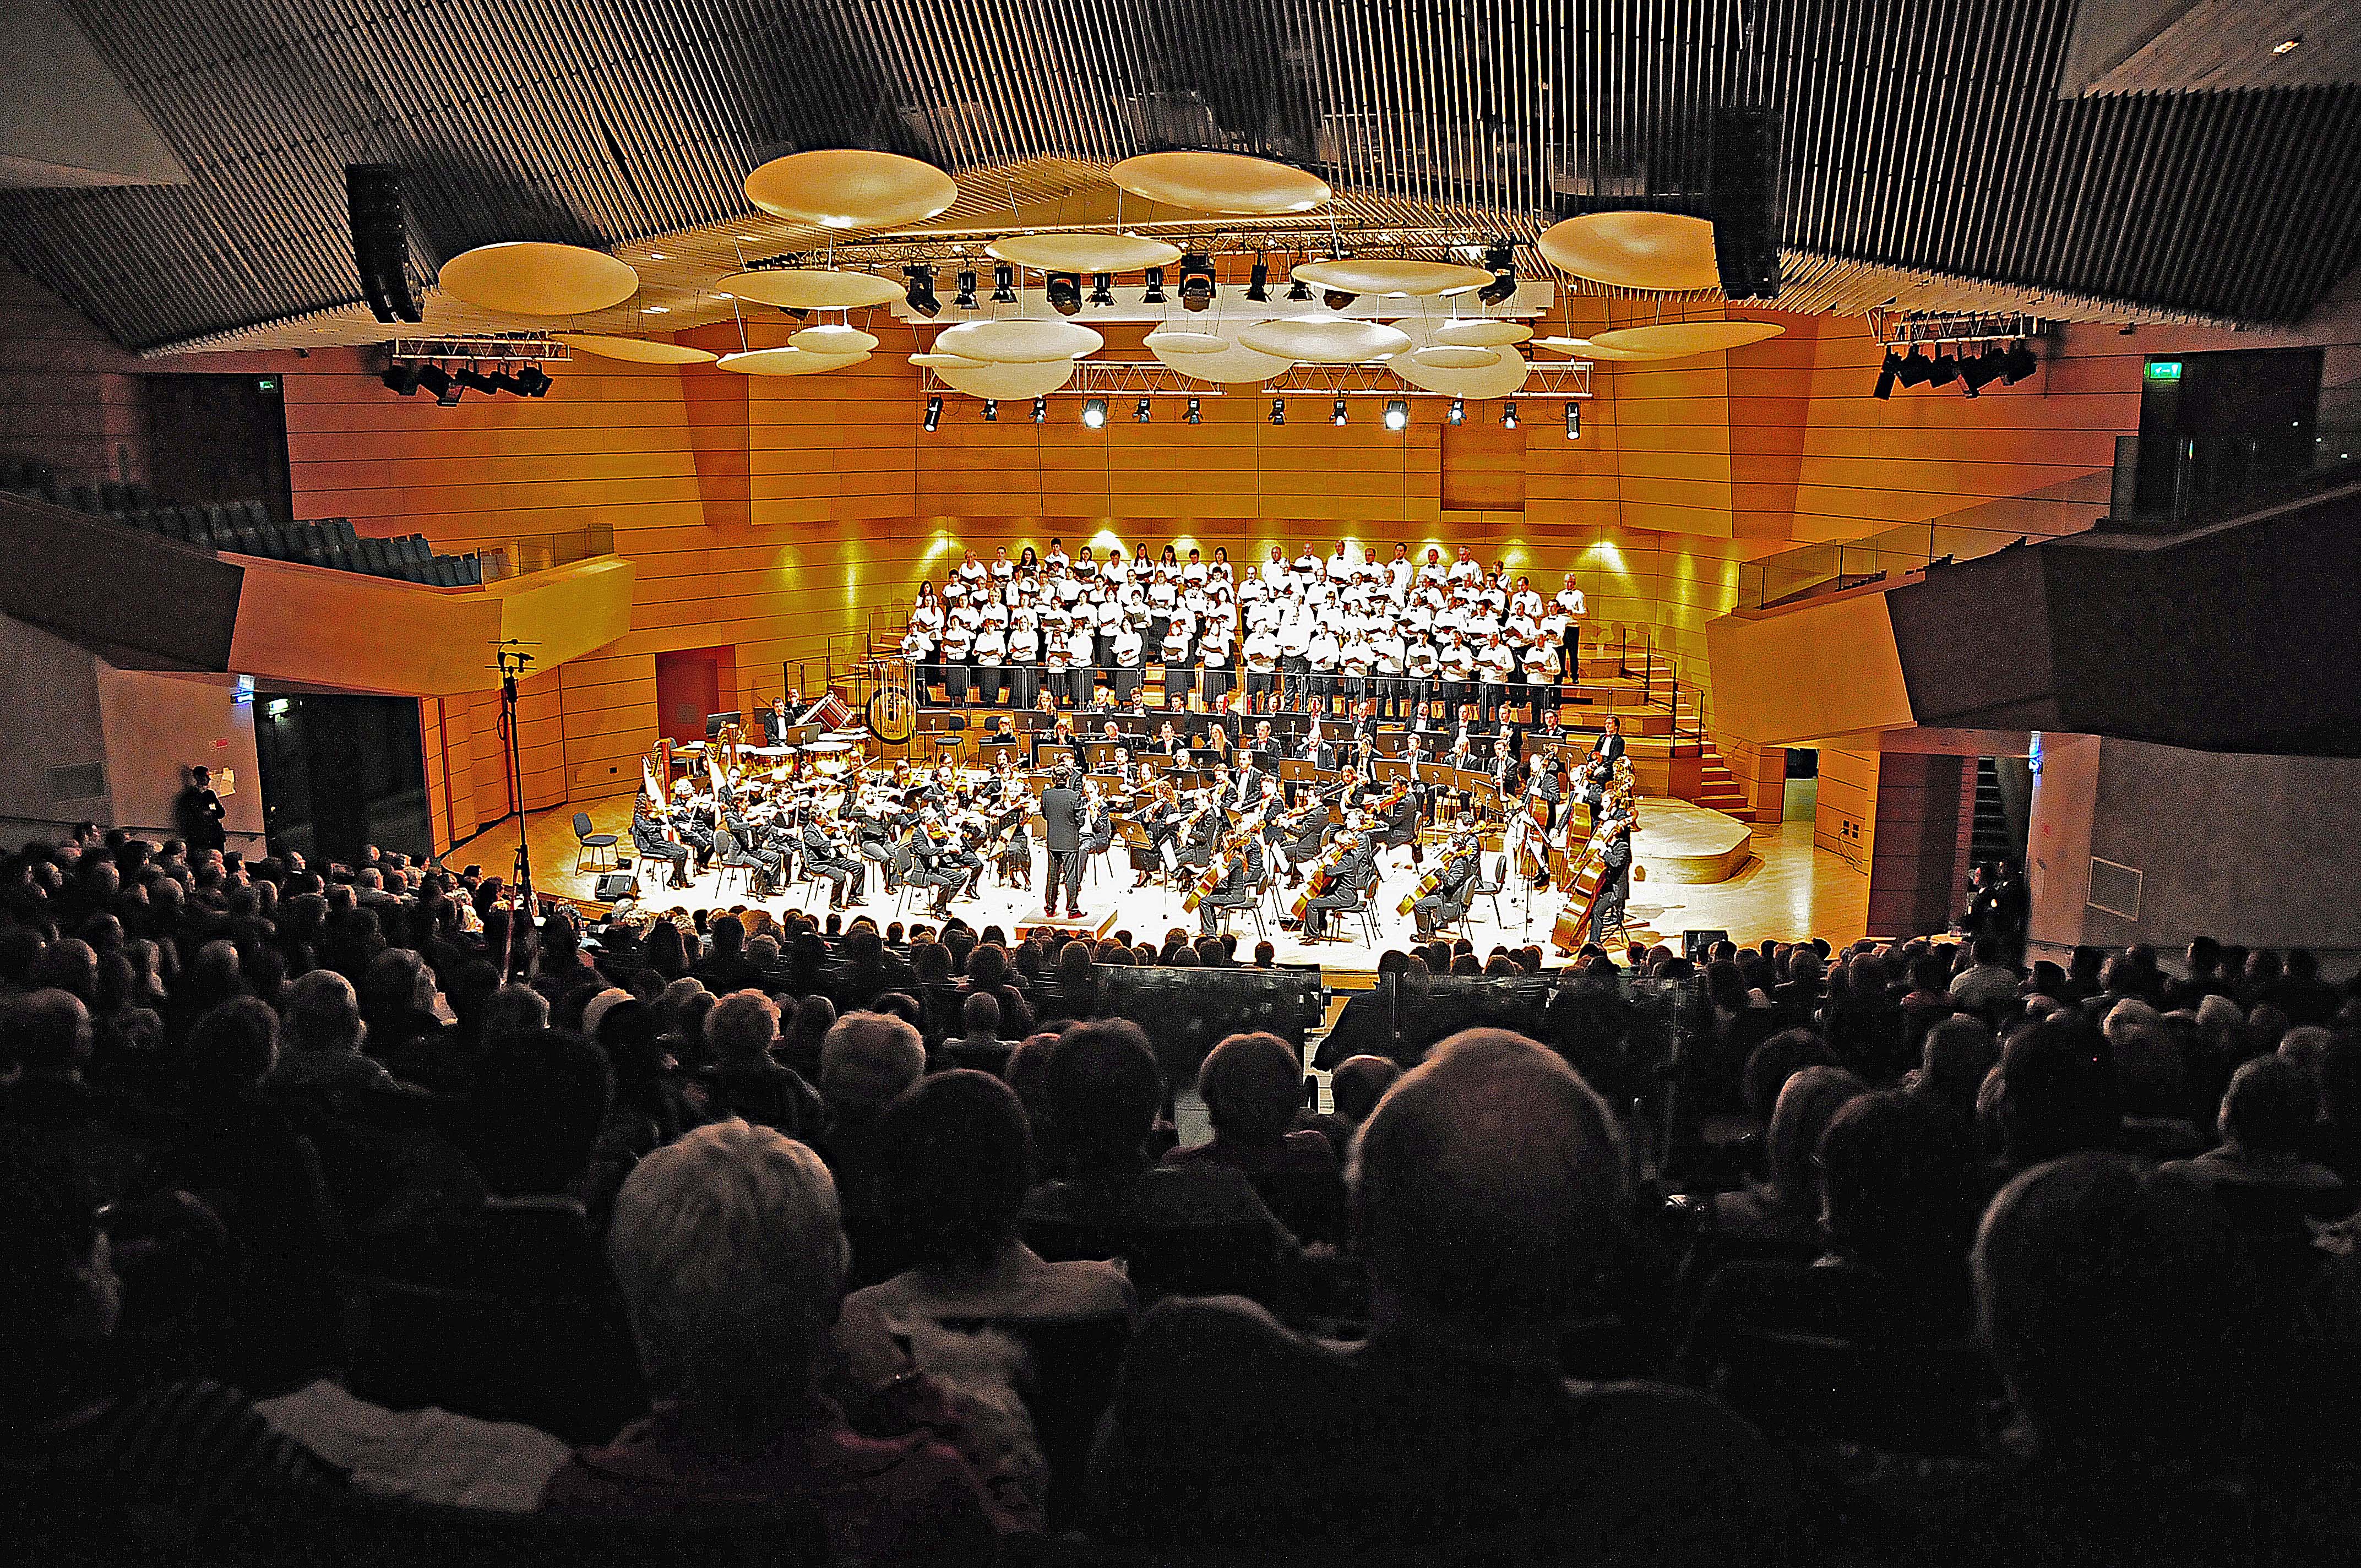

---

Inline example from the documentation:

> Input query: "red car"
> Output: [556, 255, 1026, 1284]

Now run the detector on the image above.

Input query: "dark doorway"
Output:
[252, 691, 430, 869]
[145, 374, 295, 522]
[654, 646, 737, 745]
[2132, 347, 2322, 518]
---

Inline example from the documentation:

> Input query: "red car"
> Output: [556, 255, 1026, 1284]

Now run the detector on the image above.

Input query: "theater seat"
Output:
[936, 1311, 1133, 1530]
[1701, 1327, 1997, 1456]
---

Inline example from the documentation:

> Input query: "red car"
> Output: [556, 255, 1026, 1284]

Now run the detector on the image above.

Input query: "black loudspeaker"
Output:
[346, 164, 422, 324]
[1709, 108, 1782, 302]
[593, 872, 638, 903]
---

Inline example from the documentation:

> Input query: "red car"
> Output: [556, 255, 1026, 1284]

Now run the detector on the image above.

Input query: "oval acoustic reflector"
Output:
[1432, 318, 1532, 348]
[934, 358, 1078, 400]
[716, 347, 872, 375]
[1590, 320, 1786, 357]
[742, 149, 957, 230]
[1404, 345, 1499, 371]
[790, 324, 879, 355]
[910, 352, 983, 367]
[1108, 150, 1330, 215]
[1236, 314, 1410, 364]
[934, 317, 1102, 363]
[1531, 335, 1678, 362]
[1150, 336, 1293, 385]
[1141, 330, 1228, 355]
[1537, 212, 1720, 292]
[987, 233, 1183, 274]
[1390, 347, 1530, 399]
[1291, 258, 1492, 298]
[439, 242, 638, 315]
[554, 333, 718, 366]
[718, 270, 901, 311]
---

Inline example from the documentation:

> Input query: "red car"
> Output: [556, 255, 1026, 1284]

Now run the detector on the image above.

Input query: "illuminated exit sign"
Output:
[2144, 360, 2183, 382]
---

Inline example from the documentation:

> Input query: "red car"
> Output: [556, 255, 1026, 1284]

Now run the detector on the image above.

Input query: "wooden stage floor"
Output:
[464, 796, 1870, 970]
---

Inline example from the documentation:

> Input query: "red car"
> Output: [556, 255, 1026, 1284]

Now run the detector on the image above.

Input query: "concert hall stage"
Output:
[471, 794, 1868, 967]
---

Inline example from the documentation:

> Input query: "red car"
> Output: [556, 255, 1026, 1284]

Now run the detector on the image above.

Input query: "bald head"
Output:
[1350, 1028, 1628, 1332]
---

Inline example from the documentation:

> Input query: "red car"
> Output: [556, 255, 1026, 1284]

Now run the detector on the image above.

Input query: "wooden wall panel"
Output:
[0, 260, 149, 488]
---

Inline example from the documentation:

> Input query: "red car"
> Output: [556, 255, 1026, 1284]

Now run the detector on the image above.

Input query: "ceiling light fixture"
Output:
[1141, 268, 1167, 304]
[991, 263, 1018, 304]
[1185, 397, 1201, 423]
[1270, 398, 1286, 426]
[1082, 398, 1108, 429]
[513, 364, 551, 398]
[1501, 401, 1519, 430]
[454, 362, 497, 396]
[1959, 345, 2007, 397]
[1046, 271, 1082, 316]
[1031, 398, 1047, 423]
[1476, 242, 1517, 307]
[1874, 349, 1903, 400]
[1896, 350, 1934, 388]
[1245, 258, 1269, 303]
[923, 395, 942, 432]
[1323, 288, 1358, 311]
[1087, 273, 1115, 307]
[1564, 401, 1581, 439]
[982, 399, 998, 422]
[2001, 341, 2039, 384]
[1135, 398, 1152, 423]
[1178, 252, 1216, 313]
[2274, 35, 2302, 53]
[382, 363, 421, 396]
[954, 268, 978, 310]
[1286, 276, 1313, 303]
[903, 264, 940, 318]
[1332, 399, 1348, 426]
[1448, 398, 1465, 426]
[1928, 349, 1960, 388]
[1383, 399, 1408, 431]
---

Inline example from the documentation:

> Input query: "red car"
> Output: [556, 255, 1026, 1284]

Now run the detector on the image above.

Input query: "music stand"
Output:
[1372, 756, 1412, 783]
[1084, 742, 1125, 770]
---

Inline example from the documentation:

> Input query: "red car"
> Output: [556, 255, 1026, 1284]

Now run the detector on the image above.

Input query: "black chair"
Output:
[573, 810, 618, 871]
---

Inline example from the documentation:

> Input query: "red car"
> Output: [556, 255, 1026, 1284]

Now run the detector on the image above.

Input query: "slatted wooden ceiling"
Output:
[5, 0, 2361, 352]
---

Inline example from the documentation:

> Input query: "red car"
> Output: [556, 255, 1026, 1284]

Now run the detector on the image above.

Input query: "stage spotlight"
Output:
[1564, 401, 1581, 440]
[1141, 268, 1167, 304]
[1476, 242, 1517, 307]
[1928, 350, 1960, 388]
[1178, 252, 1216, 313]
[903, 264, 940, 318]
[512, 364, 550, 398]
[1896, 350, 1933, 388]
[953, 268, 978, 310]
[382, 363, 421, 395]
[1286, 276, 1313, 302]
[1323, 289, 1358, 311]
[1332, 399, 1348, 426]
[982, 399, 998, 422]
[1087, 273, 1114, 307]
[1501, 401, 1519, 430]
[923, 395, 942, 432]
[1245, 257, 1269, 303]
[1383, 399, 1408, 431]
[1185, 397, 1201, 423]
[1031, 398, 1047, 423]
[1270, 398, 1286, 426]
[415, 363, 455, 404]
[2001, 340, 2039, 384]
[1448, 397, 1465, 426]
[1959, 346, 2007, 397]
[1873, 350, 1903, 400]
[455, 363, 497, 396]
[1046, 271, 1082, 316]
[484, 366, 522, 395]
[991, 264, 1018, 304]
[1082, 398, 1108, 429]
[1135, 398, 1152, 423]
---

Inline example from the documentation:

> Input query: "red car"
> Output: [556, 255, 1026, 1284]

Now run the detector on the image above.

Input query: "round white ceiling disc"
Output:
[439, 242, 638, 315]
[986, 232, 1184, 273]
[933, 317, 1103, 363]
[742, 149, 958, 230]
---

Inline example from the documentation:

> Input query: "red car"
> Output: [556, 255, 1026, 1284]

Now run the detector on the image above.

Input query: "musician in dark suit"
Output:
[1411, 839, 1483, 941]
[801, 816, 863, 911]
[1227, 758, 1266, 814]
[1277, 797, 1330, 887]
[1302, 830, 1378, 941]
[1579, 716, 1627, 823]
[1040, 768, 1088, 920]
[1594, 802, 1635, 937]
[763, 696, 793, 745]
[1198, 834, 1266, 936]
[632, 793, 694, 889]
[1176, 795, 1223, 871]
[1308, 733, 1342, 772]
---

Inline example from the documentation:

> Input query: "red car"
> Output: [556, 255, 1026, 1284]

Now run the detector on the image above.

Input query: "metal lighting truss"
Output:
[1869, 309, 2045, 350]
[918, 358, 1592, 400]
[388, 334, 569, 363]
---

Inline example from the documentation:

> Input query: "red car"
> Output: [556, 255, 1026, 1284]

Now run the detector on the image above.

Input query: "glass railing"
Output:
[478, 524, 617, 581]
[2104, 383, 2361, 532]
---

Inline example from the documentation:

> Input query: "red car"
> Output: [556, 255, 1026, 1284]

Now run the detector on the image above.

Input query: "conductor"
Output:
[1040, 766, 1088, 921]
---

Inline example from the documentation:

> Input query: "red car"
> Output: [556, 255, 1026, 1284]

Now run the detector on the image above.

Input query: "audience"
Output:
[5, 815, 2360, 1565]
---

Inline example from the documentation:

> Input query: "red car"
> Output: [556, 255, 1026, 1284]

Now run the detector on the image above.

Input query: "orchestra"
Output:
[607, 540, 1645, 951]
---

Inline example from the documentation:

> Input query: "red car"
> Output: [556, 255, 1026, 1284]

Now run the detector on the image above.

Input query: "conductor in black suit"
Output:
[1040, 767, 1088, 920]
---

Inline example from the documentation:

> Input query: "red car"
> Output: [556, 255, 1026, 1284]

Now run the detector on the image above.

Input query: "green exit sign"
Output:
[255, 376, 280, 394]
[2144, 360, 2183, 382]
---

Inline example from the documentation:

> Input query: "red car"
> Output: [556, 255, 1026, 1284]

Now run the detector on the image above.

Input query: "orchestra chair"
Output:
[711, 828, 760, 899]
[572, 813, 618, 873]
[1471, 854, 1510, 929]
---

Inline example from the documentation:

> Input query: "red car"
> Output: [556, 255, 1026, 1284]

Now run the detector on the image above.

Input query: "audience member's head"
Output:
[1350, 1029, 1626, 1336]
[1766, 1064, 1869, 1213]
[961, 989, 1002, 1042]
[1993, 1014, 2120, 1170]
[1742, 1028, 1842, 1124]
[2216, 1054, 2318, 1157]
[605, 1121, 845, 1441]
[7, 988, 93, 1079]
[1196, 1032, 1305, 1147]
[182, 995, 280, 1096]
[1916, 1015, 2000, 1115]
[706, 990, 782, 1069]
[1328, 1054, 1402, 1127]
[817, 1011, 925, 1124]
[1818, 1090, 1978, 1273]
[481, 981, 552, 1047]
[875, 1070, 1032, 1274]
[280, 970, 366, 1056]
[1045, 1020, 1162, 1169]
